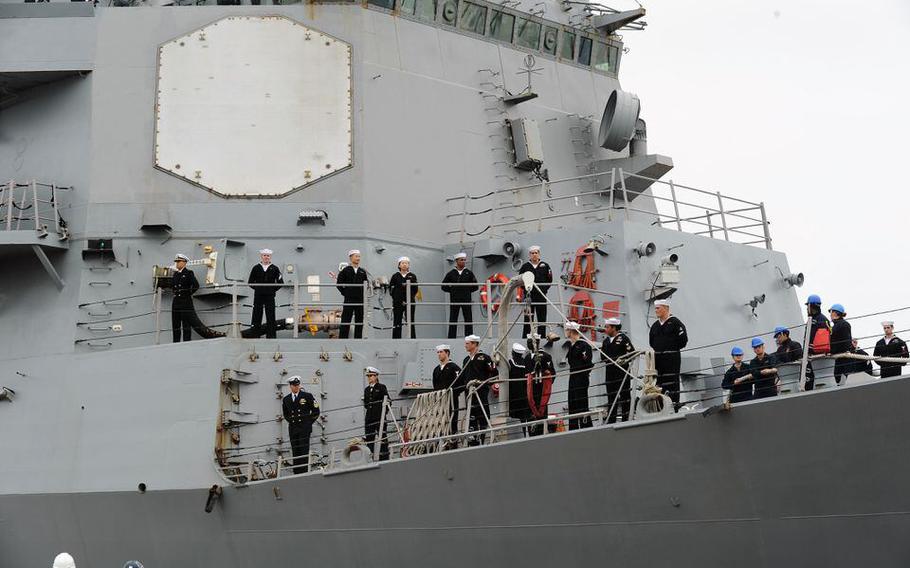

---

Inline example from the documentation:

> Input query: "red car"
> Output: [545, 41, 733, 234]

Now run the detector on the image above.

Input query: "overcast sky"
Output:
[619, 0, 910, 345]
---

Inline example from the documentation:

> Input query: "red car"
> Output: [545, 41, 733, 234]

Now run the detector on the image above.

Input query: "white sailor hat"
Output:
[454, 252, 467, 260]
[564, 321, 581, 331]
[464, 334, 481, 343]
[365, 366, 380, 375]
[287, 375, 301, 385]
[512, 342, 528, 353]
[882, 321, 895, 327]
[605, 317, 621, 326]
[259, 248, 273, 255]
[654, 299, 671, 307]
[174, 253, 189, 262]
[435, 344, 451, 352]
[526, 332, 541, 340]
[397, 256, 410, 264]
[529, 245, 541, 253]
[348, 249, 361, 257]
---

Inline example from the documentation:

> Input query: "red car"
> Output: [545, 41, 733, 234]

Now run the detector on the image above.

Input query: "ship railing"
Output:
[445, 168, 773, 250]
[75, 280, 623, 346]
[0, 179, 72, 239]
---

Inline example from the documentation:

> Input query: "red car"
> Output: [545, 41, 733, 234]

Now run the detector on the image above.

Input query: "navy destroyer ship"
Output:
[2, 0, 909, 566]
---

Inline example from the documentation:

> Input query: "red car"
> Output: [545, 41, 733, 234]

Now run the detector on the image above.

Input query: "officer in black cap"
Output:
[171, 253, 199, 343]
[363, 367, 390, 461]
[281, 376, 320, 474]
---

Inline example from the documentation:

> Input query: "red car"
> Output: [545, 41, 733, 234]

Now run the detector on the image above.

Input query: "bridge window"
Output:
[368, 0, 395, 9]
[439, 0, 458, 25]
[458, 1, 487, 34]
[514, 17, 541, 50]
[489, 10, 515, 42]
[577, 36, 592, 66]
[560, 30, 576, 60]
[400, 0, 439, 21]
[541, 26, 558, 55]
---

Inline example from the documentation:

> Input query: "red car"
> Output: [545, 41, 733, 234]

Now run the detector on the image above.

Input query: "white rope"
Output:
[404, 389, 453, 455]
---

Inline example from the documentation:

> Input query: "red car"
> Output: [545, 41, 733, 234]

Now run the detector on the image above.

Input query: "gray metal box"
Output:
[509, 118, 544, 171]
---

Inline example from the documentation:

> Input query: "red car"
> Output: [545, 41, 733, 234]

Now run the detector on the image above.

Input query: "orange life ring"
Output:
[479, 273, 523, 314]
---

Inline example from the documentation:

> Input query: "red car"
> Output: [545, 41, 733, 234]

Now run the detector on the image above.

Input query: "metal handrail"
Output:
[446, 168, 772, 250]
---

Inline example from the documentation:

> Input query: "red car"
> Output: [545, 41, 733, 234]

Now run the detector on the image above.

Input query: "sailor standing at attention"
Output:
[600, 317, 634, 423]
[389, 256, 419, 339]
[648, 299, 688, 411]
[432, 344, 463, 439]
[363, 367, 390, 461]
[462, 334, 496, 445]
[171, 253, 199, 343]
[442, 252, 479, 339]
[874, 321, 908, 378]
[565, 321, 593, 430]
[337, 249, 369, 339]
[247, 249, 283, 338]
[282, 376, 320, 474]
[518, 245, 553, 338]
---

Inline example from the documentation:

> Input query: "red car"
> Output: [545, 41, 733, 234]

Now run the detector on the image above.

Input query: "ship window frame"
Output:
[367, 0, 395, 9]
[559, 27, 576, 60]
[437, 0, 459, 26]
[488, 9, 516, 43]
[577, 35, 593, 66]
[541, 25, 558, 55]
[457, 0, 488, 35]
[514, 16, 541, 50]
[592, 40, 611, 72]
[398, 0, 437, 21]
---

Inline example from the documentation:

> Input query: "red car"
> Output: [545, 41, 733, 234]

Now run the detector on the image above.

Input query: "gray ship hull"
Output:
[5, 375, 909, 568]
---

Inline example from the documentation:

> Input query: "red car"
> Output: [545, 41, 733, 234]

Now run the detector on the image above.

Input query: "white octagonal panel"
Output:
[155, 16, 352, 197]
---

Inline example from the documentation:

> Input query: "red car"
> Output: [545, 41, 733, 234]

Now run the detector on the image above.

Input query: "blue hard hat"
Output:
[805, 294, 822, 305]
[830, 303, 845, 314]
[731, 346, 744, 356]
[751, 337, 764, 348]
[773, 326, 789, 337]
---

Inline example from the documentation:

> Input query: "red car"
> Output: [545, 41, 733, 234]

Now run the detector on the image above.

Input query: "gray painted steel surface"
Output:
[1, 2, 900, 566]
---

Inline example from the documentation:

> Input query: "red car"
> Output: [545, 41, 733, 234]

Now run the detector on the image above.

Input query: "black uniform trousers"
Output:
[568, 372, 592, 430]
[251, 295, 277, 339]
[447, 303, 473, 339]
[288, 425, 311, 474]
[392, 303, 417, 339]
[449, 389, 462, 437]
[881, 366, 904, 379]
[468, 386, 490, 445]
[340, 304, 364, 339]
[655, 351, 682, 409]
[172, 297, 197, 342]
[364, 421, 390, 461]
[522, 301, 547, 338]
[605, 371, 632, 424]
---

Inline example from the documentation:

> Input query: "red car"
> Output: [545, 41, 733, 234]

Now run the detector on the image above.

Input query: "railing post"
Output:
[668, 179, 682, 232]
[537, 178, 547, 232]
[52, 183, 60, 235]
[31, 180, 39, 233]
[608, 168, 616, 221]
[716, 191, 730, 242]
[292, 281, 299, 339]
[362, 280, 370, 339]
[231, 283, 239, 338]
[759, 202, 773, 250]
[5, 180, 13, 231]
[618, 168, 631, 221]
[375, 395, 388, 462]
[705, 210, 714, 239]
[799, 315, 812, 391]
[405, 279, 412, 339]
[155, 287, 163, 345]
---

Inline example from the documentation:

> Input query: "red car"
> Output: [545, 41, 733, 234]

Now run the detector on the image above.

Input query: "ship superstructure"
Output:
[2, 1, 910, 567]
